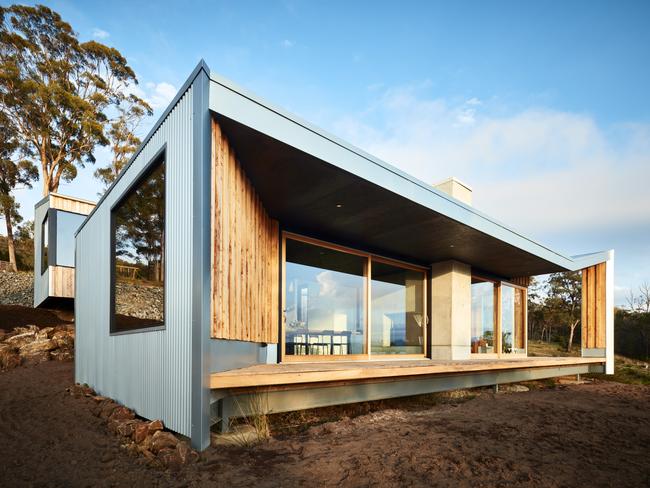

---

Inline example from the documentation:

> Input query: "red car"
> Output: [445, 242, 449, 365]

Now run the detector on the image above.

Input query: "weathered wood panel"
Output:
[50, 193, 95, 215]
[49, 265, 74, 298]
[508, 276, 531, 288]
[211, 119, 279, 343]
[581, 263, 606, 349]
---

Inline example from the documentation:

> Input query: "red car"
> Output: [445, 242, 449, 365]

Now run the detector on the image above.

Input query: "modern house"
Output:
[34, 193, 95, 308]
[74, 61, 614, 451]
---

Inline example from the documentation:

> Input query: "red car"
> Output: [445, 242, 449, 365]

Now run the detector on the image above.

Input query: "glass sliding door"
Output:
[501, 284, 526, 354]
[284, 238, 366, 357]
[282, 233, 428, 361]
[371, 261, 425, 355]
[471, 277, 496, 354]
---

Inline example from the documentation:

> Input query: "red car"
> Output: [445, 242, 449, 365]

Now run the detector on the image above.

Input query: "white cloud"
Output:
[281, 39, 294, 48]
[92, 28, 110, 40]
[330, 84, 650, 236]
[143, 82, 177, 110]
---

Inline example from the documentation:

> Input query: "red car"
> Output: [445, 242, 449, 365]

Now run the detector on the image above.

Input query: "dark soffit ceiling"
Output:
[214, 113, 567, 278]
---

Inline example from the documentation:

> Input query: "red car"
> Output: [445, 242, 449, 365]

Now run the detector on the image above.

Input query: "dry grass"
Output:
[527, 340, 581, 357]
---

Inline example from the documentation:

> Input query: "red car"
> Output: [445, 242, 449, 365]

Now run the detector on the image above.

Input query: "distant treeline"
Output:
[615, 310, 650, 360]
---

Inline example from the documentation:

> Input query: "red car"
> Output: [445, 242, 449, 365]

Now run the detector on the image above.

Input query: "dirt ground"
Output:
[0, 304, 74, 332]
[1, 361, 648, 488]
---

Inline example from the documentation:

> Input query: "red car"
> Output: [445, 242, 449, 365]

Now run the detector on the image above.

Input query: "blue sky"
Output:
[5, 0, 650, 305]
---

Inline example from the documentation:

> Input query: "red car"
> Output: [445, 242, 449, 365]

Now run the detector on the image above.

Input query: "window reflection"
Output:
[501, 285, 526, 354]
[471, 278, 495, 354]
[54, 211, 86, 267]
[285, 239, 366, 356]
[112, 160, 165, 332]
[41, 215, 48, 274]
[371, 261, 424, 354]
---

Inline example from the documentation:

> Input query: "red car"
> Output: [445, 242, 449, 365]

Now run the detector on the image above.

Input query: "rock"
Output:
[176, 441, 199, 465]
[500, 384, 530, 393]
[157, 447, 183, 471]
[150, 431, 178, 454]
[109, 406, 135, 422]
[92, 395, 108, 403]
[98, 401, 120, 420]
[137, 447, 157, 464]
[0, 343, 21, 371]
[67, 384, 96, 397]
[51, 330, 74, 350]
[35, 327, 54, 340]
[0, 330, 5, 341]
[116, 420, 138, 438]
[133, 423, 149, 444]
[141, 434, 154, 452]
[19, 338, 57, 357]
[5, 331, 37, 348]
[147, 419, 164, 435]
[50, 350, 74, 361]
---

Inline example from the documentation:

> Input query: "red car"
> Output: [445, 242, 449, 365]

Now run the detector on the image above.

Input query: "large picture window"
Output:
[283, 234, 427, 360]
[111, 159, 165, 333]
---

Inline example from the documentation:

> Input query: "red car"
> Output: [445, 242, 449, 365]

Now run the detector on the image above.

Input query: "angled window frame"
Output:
[109, 146, 167, 336]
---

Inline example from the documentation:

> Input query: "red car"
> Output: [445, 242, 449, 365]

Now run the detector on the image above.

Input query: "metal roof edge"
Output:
[208, 69, 576, 267]
[75, 59, 211, 237]
[568, 249, 615, 270]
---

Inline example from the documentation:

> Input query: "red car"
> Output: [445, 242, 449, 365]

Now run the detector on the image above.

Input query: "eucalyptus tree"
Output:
[94, 95, 153, 188]
[0, 4, 149, 196]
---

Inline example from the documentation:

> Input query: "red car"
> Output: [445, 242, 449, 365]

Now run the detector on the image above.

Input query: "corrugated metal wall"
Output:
[75, 85, 195, 437]
[33, 201, 49, 307]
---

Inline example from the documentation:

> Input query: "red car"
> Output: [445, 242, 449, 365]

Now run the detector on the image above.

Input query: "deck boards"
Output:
[210, 357, 605, 389]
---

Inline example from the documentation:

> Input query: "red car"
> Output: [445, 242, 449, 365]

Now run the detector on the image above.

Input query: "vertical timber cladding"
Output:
[581, 263, 607, 349]
[508, 276, 531, 288]
[211, 118, 280, 343]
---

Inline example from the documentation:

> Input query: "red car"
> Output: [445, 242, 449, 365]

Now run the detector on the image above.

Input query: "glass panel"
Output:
[371, 261, 424, 354]
[513, 287, 526, 353]
[112, 161, 165, 332]
[54, 211, 86, 267]
[41, 214, 48, 274]
[471, 278, 495, 354]
[501, 285, 515, 353]
[285, 238, 366, 356]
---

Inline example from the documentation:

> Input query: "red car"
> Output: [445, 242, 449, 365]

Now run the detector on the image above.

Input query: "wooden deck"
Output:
[210, 356, 605, 389]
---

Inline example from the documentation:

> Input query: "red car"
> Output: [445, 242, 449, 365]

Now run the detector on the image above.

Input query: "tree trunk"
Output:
[566, 320, 579, 352]
[2, 204, 18, 272]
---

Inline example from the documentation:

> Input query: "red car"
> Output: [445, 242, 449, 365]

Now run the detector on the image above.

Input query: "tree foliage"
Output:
[0, 110, 37, 270]
[528, 271, 582, 351]
[94, 94, 152, 188]
[0, 4, 147, 196]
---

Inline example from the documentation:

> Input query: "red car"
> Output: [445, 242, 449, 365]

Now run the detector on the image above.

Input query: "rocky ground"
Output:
[115, 281, 164, 322]
[0, 270, 33, 307]
[1, 359, 648, 487]
[0, 323, 75, 371]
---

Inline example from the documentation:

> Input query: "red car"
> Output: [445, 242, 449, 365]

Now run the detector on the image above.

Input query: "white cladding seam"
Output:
[74, 85, 195, 437]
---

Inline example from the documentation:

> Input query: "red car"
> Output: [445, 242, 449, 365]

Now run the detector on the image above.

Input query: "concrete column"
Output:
[429, 260, 471, 360]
